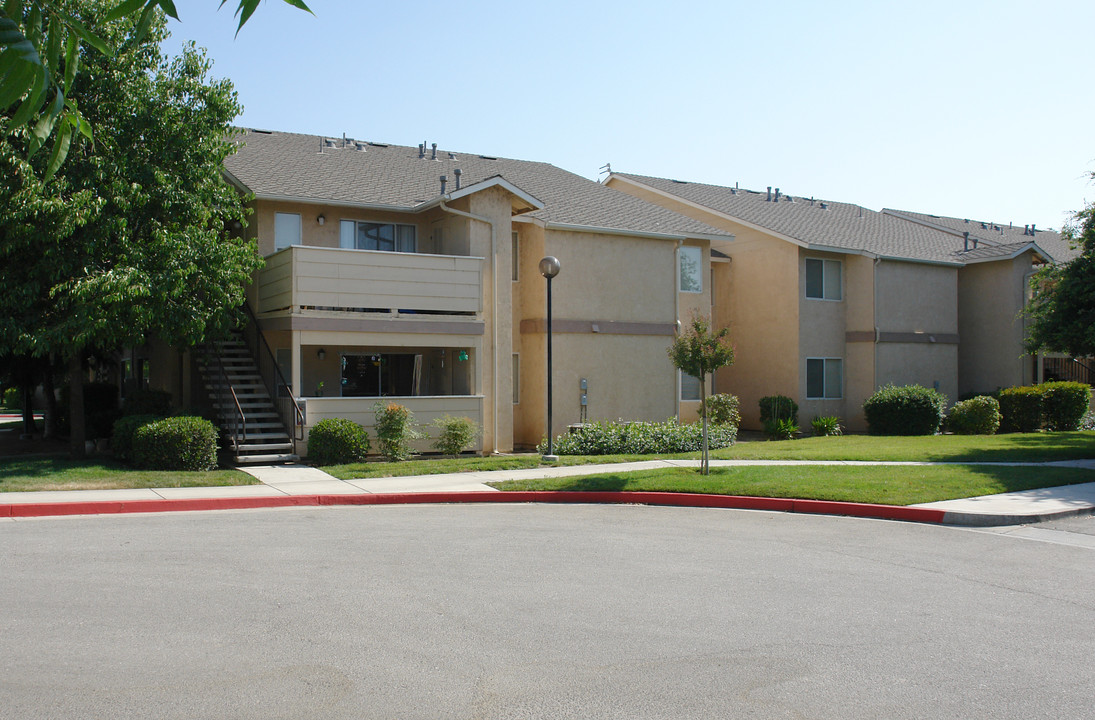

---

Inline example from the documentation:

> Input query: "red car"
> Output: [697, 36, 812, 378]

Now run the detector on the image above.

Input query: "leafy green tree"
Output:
[0, 0, 311, 176]
[1025, 185, 1095, 358]
[667, 313, 735, 475]
[0, 2, 261, 455]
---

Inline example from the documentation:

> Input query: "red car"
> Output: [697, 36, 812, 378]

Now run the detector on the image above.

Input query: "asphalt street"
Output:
[2, 504, 1093, 719]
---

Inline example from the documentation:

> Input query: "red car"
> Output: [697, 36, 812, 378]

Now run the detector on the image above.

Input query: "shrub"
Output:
[131, 416, 218, 471]
[811, 416, 843, 437]
[764, 418, 799, 440]
[307, 418, 370, 465]
[122, 389, 173, 417]
[373, 402, 424, 461]
[702, 394, 741, 427]
[432, 415, 480, 456]
[1080, 410, 1095, 431]
[759, 395, 798, 425]
[946, 396, 1001, 435]
[998, 386, 1044, 433]
[3, 386, 21, 410]
[1041, 381, 1091, 431]
[863, 384, 947, 436]
[111, 414, 160, 462]
[536, 418, 737, 456]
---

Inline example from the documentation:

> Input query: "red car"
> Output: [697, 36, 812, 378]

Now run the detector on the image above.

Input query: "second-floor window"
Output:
[340, 220, 416, 253]
[805, 258, 842, 300]
[274, 212, 301, 251]
[679, 246, 702, 293]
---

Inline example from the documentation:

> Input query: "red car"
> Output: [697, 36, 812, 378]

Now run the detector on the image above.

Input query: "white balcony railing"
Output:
[301, 395, 484, 453]
[256, 246, 483, 315]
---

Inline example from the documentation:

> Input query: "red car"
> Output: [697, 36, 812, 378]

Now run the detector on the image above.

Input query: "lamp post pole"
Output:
[539, 256, 561, 461]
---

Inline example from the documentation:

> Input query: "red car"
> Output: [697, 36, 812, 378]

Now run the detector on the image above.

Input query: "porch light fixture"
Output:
[317, 348, 326, 361]
[317, 214, 326, 226]
[539, 256, 561, 461]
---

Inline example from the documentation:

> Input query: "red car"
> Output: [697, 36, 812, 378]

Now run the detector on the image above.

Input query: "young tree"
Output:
[667, 313, 735, 475]
[0, 2, 261, 456]
[1025, 185, 1095, 358]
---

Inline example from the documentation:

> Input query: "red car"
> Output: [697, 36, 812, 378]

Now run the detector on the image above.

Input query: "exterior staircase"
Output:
[197, 336, 298, 464]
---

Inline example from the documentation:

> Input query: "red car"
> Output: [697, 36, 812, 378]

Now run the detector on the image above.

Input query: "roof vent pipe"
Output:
[1031, 223, 1036, 234]
[440, 175, 447, 195]
[775, 188, 781, 202]
[418, 144, 425, 159]
[963, 231, 969, 251]
[431, 143, 438, 161]
[1024, 224, 1029, 235]
[767, 186, 772, 202]
[454, 168, 462, 190]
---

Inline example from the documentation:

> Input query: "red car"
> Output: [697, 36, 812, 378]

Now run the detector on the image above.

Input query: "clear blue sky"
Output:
[164, 0, 1095, 231]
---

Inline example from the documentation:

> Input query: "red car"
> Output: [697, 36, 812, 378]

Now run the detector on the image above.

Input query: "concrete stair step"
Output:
[234, 453, 299, 464]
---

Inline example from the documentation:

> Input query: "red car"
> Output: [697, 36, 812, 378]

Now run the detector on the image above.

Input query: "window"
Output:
[341, 353, 422, 397]
[806, 358, 842, 399]
[512, 353, 519, 404]
[340, 220, 416, 252]
[679, 246, 702, 293]
[680, 371, 701, 401]
[805, 258, 841, 300]
[511, 231, 519, 282]
[274, 212, 301, 251]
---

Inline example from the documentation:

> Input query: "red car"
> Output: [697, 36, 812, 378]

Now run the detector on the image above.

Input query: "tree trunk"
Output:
[21, 383, 35, 439]
[42, 357, 57, 439]
[700, 375, 709, 475]
[69, 352, 86, 458]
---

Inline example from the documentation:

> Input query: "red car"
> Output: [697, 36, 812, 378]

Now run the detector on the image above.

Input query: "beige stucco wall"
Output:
[875, 260, 960, 406]
[798, 248, 848, 424]
[957, 255, 1033, 396]
[512, 226, 680, 445]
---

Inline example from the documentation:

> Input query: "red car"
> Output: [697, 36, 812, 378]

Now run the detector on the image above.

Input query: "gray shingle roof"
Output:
[223, 130, 729, 239]
[882, 209, 1078, 264]
[613, 173, 982, 265]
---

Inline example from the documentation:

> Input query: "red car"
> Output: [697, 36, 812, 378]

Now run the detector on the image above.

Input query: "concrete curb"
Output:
[0, 490, 949, 524]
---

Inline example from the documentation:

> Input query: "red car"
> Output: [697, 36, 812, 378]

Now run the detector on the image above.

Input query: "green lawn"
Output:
[488, 464, 1095, 506]
[321, 452, 690, 480]
[712, 432, 1095, 463]
[0, 456, 257, 493]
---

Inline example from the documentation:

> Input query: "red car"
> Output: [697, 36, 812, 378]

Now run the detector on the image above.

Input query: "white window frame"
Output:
[805, 357, 843, 399]
[805, 258, 842, 301]
[339, 219, 417, 253]
[274, 212, 301, 251]
[680, 370, 702, 401]
[678, 246, 703, 294]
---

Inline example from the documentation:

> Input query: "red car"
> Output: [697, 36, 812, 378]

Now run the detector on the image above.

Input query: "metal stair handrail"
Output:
[205, 343, 247, 447]
[240, 302, 305, 440]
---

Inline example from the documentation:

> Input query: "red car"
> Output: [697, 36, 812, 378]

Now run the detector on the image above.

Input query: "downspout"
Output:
[439, 198, 499, 453]
[675, 238, 683, 421]
[873, 257, 881, 389]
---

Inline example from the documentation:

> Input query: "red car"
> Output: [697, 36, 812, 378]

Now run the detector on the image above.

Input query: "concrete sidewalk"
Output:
[1, 458, 1093, 525]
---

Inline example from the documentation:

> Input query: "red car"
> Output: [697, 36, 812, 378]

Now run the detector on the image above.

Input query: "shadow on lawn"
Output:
[920, 433, 1095, 463]
[551, 475, 631, 492]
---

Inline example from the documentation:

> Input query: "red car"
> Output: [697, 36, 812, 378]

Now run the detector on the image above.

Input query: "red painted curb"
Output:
[0, 490, 947, 523]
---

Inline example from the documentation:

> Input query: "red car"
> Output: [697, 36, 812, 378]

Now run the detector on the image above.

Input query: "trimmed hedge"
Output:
[759, 395, 798, 425]
[111, 414, 160, 462]
[537, 418, 737, 456]
[946, 396, 1001, 435]
[863, 384, 947, 436]
[132, 416, 218, 471]
[998, 386, 1044, 433]
[1041, 381, 1092, 431]
[3, 387, 21, 410]
[307, 418, 370, 465]
[702, 394, 741, 428]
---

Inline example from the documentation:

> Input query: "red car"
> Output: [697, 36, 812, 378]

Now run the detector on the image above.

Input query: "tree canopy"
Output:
[667, 313, 735, 475]
[0, 1, 262, 452]
[1025, 185, 1095, 359]
[0, 0, 311, 176]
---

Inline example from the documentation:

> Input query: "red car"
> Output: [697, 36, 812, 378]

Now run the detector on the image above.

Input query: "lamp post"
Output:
[539, 256, 561, 461]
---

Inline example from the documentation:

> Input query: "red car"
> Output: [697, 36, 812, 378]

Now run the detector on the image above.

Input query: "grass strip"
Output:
[0, 456, 257, 493]
[489, 464, 1095, 506]
[321, 453, 689, 480]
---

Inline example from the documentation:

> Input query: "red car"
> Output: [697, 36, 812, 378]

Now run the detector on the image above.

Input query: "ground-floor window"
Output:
[341, 353, 422, 397]
[680, 371, 702, 401]
[806, 357, 842, 399]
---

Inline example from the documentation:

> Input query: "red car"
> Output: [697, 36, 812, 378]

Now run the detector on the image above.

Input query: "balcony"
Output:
[256, 246, 484, 316]
[300, 395, 484, 453]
